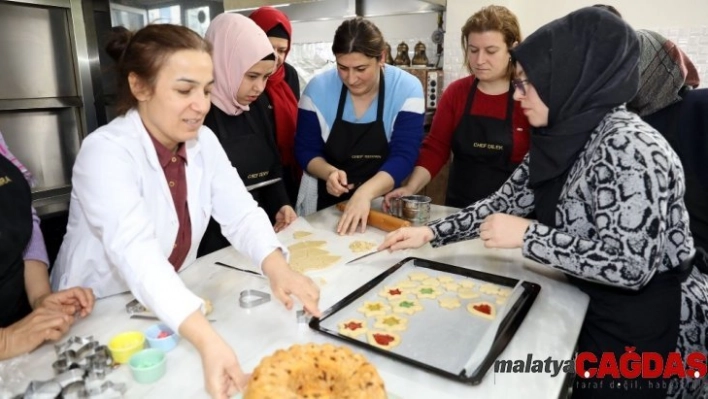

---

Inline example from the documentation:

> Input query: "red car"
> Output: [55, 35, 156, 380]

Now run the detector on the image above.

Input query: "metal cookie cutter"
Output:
[56, 379, 126, 399]
[23, 379, 62, 399]
[239, 289, 270, 308]
[125, 298, 149, 315]
[296, 309, 311, 325]
[53, 338, 114, 376]
[54, 335, 95, 356]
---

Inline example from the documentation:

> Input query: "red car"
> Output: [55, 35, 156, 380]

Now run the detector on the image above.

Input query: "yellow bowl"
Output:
[108, 331, 146, 364]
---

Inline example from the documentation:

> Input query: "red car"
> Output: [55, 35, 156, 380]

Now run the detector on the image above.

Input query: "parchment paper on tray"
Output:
[310, 257, 541, 385]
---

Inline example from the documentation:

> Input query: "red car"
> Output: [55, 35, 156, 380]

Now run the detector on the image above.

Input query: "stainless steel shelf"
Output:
[0, 97, 83, 111]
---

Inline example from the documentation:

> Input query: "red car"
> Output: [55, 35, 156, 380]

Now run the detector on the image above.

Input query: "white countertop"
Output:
[4, 204, 589, 398]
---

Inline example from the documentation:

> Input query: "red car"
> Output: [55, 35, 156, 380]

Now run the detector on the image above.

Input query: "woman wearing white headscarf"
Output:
[199, 13, 297, 256]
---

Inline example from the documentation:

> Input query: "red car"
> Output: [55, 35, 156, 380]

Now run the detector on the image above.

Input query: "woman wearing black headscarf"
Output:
[627, 29, 708, 255]
[380, 7, 708, 398]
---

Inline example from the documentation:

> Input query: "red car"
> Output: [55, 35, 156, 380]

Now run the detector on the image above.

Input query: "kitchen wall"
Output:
[443, 0, 708, 89]
[288, 13, 441, 88]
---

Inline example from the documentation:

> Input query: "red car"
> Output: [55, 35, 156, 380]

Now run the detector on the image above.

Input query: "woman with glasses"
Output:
[380, 7, 708, 398]
[295, 17, 425, 235]
[198, 13, 297, 256]
[383, 5, 530, 210]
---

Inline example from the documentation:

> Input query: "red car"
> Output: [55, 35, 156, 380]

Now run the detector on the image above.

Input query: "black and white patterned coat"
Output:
[428, 106, 708, 397]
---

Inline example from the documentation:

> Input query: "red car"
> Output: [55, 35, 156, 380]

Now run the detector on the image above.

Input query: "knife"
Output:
[131, 314, 216, 322]
[214, 261, 265, 278]
[245, 177, 281, 192]
[346, 249, 385, 265]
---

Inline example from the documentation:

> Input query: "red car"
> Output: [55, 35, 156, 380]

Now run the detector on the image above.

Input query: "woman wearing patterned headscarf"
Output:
[250, 6, 301, 204]
[380, 7, 708, 398]
[628, 30, 708, 255]
[198, 13, 297, 256]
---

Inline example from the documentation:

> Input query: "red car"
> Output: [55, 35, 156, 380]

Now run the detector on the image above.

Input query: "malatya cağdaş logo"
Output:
[494, 347, 707, 381]
[576, 347, 707, 380]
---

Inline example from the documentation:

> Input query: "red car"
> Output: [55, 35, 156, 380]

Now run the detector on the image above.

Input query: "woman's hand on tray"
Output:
[379, 226, 434, 252]
[479, 214, 531, 249]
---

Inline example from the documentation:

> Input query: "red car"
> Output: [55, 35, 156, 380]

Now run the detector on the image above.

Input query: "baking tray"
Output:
[309, 257, 541, 384]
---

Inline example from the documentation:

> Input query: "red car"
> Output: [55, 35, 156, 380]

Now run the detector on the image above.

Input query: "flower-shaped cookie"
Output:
[337, 319, 368, 338]
[408, 272, 430, 282]
[437, 275, 455, 284]
[395, 280, 419, 289]
[479, 283, 501, 295]
[390, 299, 424, 315]
[442, 282, 461, 292]
[414, 286, 443, 299]
[357, 301, 390, 317]
[379, 286, 407, 300]
[459, 280, 476, 289]
[374, 314, 408, 331]
[420, 278, 441, 287]
[458, 288, 480, 299]
[438, 297, 461, 310]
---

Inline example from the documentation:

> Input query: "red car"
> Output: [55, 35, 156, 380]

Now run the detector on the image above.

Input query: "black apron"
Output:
[0, 154, 33, 327]
[198, 104, 281, 256]
[317, 70, 388, 210]
[446, 80, 517, 208]
[569, 257, 695, 398]
[208, 104, 277, 187]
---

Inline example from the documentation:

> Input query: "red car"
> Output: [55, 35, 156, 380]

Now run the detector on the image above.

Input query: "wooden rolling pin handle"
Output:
[335, 202, 411, 232]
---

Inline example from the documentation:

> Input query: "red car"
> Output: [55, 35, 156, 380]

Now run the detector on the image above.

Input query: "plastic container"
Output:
[144, 323, 179, 352]
[128, 348, 166, 384]
[107, 331, 145, 364]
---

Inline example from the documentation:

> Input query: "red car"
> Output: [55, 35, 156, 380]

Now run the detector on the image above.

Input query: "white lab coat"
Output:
[51, 109, 284, 332]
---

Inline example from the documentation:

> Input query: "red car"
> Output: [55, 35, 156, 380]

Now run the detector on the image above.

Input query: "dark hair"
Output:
[106, 24, 212, 115]
[331, 17, 385, 59]
[592, 4, 622, 18]
[461, 5, 522, 76]
[261, 53, 276, 61]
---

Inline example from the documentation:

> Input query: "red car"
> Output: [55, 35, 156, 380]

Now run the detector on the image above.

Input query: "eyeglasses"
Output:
[512, 78, 530, 96]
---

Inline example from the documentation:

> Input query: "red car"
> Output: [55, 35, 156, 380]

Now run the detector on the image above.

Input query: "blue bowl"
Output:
[144, 324, 179, 352]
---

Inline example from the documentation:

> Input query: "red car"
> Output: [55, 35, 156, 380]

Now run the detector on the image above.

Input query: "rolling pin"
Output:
[336, 202, 411, 232]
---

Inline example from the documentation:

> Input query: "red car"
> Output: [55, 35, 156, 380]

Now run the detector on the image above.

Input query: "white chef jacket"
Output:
[51, 109, 285, 332]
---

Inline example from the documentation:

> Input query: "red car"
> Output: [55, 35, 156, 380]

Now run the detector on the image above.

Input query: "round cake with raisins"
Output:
[243, 343, 386, 399]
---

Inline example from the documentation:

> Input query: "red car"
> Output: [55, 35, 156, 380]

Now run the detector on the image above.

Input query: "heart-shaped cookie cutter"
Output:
[239, 289, 271, 308]
[23, 379, 63, 399]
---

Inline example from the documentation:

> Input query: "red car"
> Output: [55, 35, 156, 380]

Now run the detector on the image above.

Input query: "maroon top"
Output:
[148, 134, 191, 271]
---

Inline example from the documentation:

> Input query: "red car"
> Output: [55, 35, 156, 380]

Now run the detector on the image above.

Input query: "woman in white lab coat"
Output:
[50, 24, 320, 398]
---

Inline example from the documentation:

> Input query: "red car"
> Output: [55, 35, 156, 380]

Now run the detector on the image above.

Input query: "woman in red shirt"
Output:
[384, 5, 530, 208]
